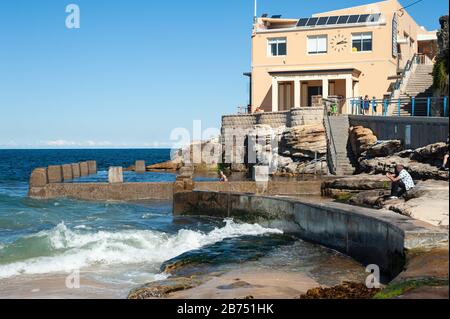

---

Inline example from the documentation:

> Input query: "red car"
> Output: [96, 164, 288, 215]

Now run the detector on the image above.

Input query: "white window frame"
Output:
[352, 32, 373, 52]
[267, 37, 287, 57]
[307, 35, 328, 55]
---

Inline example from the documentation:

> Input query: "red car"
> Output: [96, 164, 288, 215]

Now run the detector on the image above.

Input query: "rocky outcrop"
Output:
[280, 124, 327, 159]
[128, 277, 201, 299]
[321, 174, 390, 197]
[347, 180, 449, 228]
[359, 155, 449, 181]
[349, 126, 377, 157]
[364, 140, 403, 158]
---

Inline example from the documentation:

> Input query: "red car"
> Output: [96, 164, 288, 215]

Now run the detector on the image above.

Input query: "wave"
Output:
[0, 219, 282, 279]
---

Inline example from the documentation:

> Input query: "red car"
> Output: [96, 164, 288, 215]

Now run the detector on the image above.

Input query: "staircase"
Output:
[324, 115, 356, 176]
[393, 64, 434, 116]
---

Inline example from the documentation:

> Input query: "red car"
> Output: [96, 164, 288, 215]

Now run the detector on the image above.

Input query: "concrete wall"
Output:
[28, 180, 323, 201]
[29, 161, 98, 188]
[349, 115, 449, 149]
[174, 190, 448, 277]
[222, 107, 324, 129]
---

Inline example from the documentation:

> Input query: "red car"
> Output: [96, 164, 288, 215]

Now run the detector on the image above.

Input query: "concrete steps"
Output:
[393, 64, 435, 116]
[324, 115, 356, 176]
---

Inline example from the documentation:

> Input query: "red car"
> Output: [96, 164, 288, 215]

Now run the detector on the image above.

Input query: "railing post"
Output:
[427, 97, 431, 117]
[383, 99, 388, 116]
[444, 96, 448, 117]
[372, 98, 376, 115]
[398, 98, 401, 117]
[411, 97, 415, 117]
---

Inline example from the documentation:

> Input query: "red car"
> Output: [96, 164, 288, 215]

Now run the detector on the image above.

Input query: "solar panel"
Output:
[306, 17, 319, 26]
[358, 14, 370, 23]
[317, 16, 329, 25]
[327, 16, 339, 24]
[347, 15, 360, 24]
[297, 18, 309, 27]
[337, 15, 349, 24]
[296, 13, 381, 28]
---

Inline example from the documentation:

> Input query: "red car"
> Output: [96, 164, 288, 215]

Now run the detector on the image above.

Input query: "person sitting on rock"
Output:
[386, 164, 415, 199]
[219, 171, 228, 182]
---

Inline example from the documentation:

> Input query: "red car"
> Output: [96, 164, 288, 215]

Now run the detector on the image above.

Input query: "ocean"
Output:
[0, 149, 366, 299]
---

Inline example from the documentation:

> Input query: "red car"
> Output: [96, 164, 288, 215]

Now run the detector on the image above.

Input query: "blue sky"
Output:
[0, 0, 448, 148]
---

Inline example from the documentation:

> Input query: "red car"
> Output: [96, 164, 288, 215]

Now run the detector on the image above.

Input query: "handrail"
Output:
[322, 98, 339, 174]
[390, 53, 419, 100]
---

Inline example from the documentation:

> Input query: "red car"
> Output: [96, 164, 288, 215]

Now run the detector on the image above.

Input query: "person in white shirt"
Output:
[386, 164, 415, 199]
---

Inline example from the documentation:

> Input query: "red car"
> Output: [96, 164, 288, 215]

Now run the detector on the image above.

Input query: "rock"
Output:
[349, 126, 378, 157]
[364, 140, 403, 158]
[276, 155, 293, 168]
[359, 156, 449, 181]
[29, 168, 48, 188]
[296, 160, 328, 175]
[322, 174, 390, 192]
[410, 142, 448, 163]
[285, 162, 299, 174]
[299, 281, 381, 299]
[280, 124, 326, 160]
[128, 277, 201, 299]
[147, 159, 182, 171]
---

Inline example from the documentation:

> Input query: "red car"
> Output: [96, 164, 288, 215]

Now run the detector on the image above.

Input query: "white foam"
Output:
[0, 219, 282, 279]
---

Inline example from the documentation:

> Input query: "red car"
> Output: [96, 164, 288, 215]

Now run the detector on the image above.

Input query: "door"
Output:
[308, 86, 322, 106]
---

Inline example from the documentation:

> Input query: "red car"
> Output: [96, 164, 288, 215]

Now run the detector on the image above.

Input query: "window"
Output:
[307, 35, 327, 54]
[268, 38, 287, 56]
[352, 32, 372, 52]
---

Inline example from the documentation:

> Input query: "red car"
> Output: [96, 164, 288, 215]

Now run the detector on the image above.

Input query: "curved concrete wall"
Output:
[174, 191, 448, 278]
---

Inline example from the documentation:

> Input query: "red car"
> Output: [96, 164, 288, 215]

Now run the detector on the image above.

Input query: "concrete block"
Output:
[108, 167, 123, 184]
[87, 160, 97, 175]
[71, 163, 81, 178]
[29, 168, 48, 187]
[62, 164, 73, 181]
[47, 165, 63, 183]
[80, 162, 89, 176]
[135, 160, 146, 173]
[253, 165, 269, 182]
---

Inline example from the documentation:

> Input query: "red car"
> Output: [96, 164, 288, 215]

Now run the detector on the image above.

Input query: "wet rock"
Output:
[299, 281, 381, 299]
[128, 277, 201, 299]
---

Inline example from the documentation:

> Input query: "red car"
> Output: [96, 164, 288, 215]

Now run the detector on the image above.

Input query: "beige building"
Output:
[249, 0, 438, 114]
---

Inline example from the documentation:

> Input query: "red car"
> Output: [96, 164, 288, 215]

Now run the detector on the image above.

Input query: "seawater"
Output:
[0, 149, 366, 298]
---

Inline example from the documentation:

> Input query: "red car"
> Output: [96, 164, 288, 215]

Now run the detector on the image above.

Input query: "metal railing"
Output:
[322, 98, 340, 174]
[350, 96, 449, 117]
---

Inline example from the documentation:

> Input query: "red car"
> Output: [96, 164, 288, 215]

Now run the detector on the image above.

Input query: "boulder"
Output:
[364, 140, 403, 158]
[410, 142, 448, 163]
[349, 126, 377, 157]
[128, 277, 200, 299]
[280, 124, 326, 159]
[322, 174, 390, 192]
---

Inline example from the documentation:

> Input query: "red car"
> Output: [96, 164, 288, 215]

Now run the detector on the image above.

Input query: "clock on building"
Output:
[331, 34, 349, 52]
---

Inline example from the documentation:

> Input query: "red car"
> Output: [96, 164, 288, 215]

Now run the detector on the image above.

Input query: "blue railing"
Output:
[350, 96, 449, 117]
